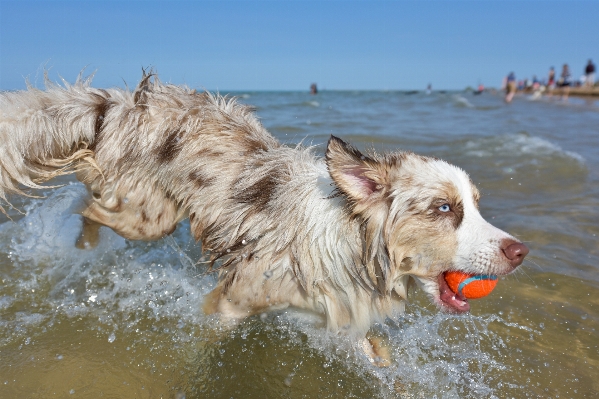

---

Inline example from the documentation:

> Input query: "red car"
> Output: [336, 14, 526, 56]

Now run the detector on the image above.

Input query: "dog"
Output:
[0, 72, 528, 364]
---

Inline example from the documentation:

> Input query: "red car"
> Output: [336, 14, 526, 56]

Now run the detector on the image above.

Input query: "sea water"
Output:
[0, 90, 598, 398]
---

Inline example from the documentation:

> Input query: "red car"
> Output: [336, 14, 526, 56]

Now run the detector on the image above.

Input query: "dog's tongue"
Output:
[438, 273, 470, 313]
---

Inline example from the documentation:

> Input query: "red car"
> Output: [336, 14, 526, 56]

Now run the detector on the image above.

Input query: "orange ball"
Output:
[444, 271, 498, 299]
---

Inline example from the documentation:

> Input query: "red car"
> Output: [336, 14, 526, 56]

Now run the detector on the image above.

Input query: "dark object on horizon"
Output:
[310, 83, 318, 95]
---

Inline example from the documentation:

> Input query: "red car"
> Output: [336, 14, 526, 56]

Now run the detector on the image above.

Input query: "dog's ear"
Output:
[325, 135, 389, 203]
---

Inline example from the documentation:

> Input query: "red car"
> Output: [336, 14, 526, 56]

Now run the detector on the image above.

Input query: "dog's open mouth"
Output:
[437, 273, 470, 313]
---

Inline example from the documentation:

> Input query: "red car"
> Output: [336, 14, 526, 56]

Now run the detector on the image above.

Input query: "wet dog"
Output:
[0, 72, 528, 364]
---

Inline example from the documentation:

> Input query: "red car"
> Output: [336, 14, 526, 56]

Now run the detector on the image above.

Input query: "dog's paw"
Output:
[361, 336, 392, 367]
[75, 217, 101, 249]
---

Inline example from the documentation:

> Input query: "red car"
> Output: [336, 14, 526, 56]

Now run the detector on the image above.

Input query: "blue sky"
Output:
[1, 1, 598, 91]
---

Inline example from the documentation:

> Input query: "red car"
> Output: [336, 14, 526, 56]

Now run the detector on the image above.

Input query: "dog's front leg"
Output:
[75, 217, 102, 249]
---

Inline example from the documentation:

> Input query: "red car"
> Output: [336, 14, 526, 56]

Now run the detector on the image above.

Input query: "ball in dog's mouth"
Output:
[437, 273, 470, 313]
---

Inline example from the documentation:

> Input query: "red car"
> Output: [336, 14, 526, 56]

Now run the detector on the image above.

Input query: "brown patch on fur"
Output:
[235, 172, 280, 209]
[470, 180, 481, 208]
[452, 200, 464, 228]
[133, 71, 154, 107]
[189, 170, 215, 188]
[93, 96, 110, 136]
[156, 129, 183, 163]
[242, 136, 269, 153]
[429, 190, 464, 229]
[197, 149, 224, 158]
[221, 268, 238, 295]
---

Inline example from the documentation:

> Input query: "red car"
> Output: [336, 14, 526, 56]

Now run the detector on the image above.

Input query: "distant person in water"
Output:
[548, 66, 556, 91]
[558, 64, 571, 99]
[310, 83, 318, 95]
[426, 83, 432, 94]
[505, 72, 516, 103]
[585, 59, 595, 87]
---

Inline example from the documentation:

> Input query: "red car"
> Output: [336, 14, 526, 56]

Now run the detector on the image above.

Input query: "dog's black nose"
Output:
[502, 241, 529, 268]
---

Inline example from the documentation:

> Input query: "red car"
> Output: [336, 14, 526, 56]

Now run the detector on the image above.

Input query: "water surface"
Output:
[1, 90, 598, 398]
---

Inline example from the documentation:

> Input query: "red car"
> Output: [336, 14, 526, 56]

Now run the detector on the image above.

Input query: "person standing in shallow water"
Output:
[310, 83, 318, 95]
[559, 64, 572, 100]
[505, 72, 516, 103]
[548, 67, 556, 89]
[585, 60, 596, 87]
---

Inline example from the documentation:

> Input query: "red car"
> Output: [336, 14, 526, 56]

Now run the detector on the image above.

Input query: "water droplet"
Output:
[242, 239, 246, 245]
[123, 198, 129, 204]
[263, 270, 273, 279]
[108, 333, 116, 343]
[70, 389, 75, 394]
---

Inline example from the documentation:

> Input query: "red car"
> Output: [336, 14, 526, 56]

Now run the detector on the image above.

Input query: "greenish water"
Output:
[1, 90, 598, 398]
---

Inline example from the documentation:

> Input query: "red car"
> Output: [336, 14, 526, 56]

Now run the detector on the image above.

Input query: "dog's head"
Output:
[325, 136, 528, 313]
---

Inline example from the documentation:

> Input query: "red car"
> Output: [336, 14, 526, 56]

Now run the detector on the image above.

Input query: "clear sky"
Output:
[1, 1, 598, 91]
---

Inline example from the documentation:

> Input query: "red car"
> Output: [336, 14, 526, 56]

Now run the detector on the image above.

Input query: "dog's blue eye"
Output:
[438, 204, 451, 212]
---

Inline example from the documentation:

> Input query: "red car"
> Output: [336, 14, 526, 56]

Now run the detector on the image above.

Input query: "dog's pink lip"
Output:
[437, 273, 470, 313]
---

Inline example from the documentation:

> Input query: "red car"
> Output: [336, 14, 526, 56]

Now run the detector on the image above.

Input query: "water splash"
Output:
[0, 184, 540, 398]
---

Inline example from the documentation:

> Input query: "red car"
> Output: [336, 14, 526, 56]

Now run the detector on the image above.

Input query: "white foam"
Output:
[453, 95, 475, 108]
[465, 133, 585, 164]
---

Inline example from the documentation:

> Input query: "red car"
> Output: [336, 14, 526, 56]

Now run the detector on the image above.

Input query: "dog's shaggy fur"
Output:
[0, 72, 528, 354]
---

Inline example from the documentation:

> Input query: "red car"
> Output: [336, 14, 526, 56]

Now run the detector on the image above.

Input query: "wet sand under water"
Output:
[1, 90, 598, 398]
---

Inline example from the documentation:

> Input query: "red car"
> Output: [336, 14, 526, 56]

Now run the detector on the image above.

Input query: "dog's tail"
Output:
[0, 73, 108, 214]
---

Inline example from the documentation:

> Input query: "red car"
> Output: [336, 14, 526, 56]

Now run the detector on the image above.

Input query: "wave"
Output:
[464, 132, 585, 165]
[453, 94, 475, 108]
